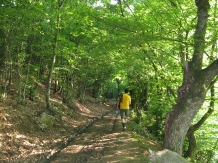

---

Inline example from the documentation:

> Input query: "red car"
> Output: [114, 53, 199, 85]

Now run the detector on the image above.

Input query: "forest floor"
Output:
[0, 88, 163, 163]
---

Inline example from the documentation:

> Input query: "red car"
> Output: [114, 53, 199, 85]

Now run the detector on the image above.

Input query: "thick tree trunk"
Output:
[164, 79, 206, 154]
[164, 0, 218, 155]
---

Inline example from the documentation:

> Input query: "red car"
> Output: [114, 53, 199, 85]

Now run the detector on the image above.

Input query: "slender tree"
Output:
[46, 0, 63, 112]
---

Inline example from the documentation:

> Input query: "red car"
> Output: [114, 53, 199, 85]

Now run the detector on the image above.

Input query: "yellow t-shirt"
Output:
[120, 93, 131, 109]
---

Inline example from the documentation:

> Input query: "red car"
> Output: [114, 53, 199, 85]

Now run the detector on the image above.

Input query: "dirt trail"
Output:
[49, 111, 159, 163]
[0, 94, 162, 163]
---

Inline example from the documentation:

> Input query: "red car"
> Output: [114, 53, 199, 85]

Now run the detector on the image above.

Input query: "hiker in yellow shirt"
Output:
[119, 88, 131, 131]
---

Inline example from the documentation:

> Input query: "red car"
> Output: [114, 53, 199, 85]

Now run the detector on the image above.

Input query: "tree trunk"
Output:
[185, 82, 216, 159]
[164, 0, 218, 155]
[21, 58, 31, 104]
[186, 132, 197, 159]
[115, 77, 122, 95]
[46, 1, 63, 112]
[1, 32, 12, 101]
[46, 28, 58, 111]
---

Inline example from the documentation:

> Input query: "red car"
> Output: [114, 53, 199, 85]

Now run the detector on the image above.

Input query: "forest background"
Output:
[0, 0, 218, 162]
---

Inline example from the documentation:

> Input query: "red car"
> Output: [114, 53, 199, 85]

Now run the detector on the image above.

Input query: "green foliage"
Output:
[37, 112, 55, 131]
[194, 113, 218, 162]
[0, 0, 217, 159]
[131, 110, 164, 140]
[28, 85, 37, 100]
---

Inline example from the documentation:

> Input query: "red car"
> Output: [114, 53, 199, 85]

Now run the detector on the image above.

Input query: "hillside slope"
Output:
[0, 90, 162, 162]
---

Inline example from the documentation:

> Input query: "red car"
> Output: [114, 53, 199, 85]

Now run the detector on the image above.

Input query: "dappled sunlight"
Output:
[50, 97, 62, 104]
[62, 145, 84, 153]
[148, 140, 160, 146]
[1, 131, 51, 160]
[61, 115, 87, 128]
[53, 128, 129, 155]
[0, 86, 162, 162]
[15, 134, 26, 139]
[104, 102, 110, 107]
[69, 120, 87, 128]
[74, 101, 91, 113]
[58, 131, 132, 162]
[73, 100, 114, 119]
[0, 113, 14, 129]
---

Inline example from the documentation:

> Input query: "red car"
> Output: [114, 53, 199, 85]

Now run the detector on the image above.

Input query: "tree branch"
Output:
[117, 0, 125, 17]
[202, 58, 218, 87]
[187, 84, 215, 135]
[190, 0, 210, 70]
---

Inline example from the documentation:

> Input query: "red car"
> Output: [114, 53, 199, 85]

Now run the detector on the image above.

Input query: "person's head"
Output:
[124, 88, 129, 93]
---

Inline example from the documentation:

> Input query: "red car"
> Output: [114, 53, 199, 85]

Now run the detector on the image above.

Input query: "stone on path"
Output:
[150, 149, 190, 163]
